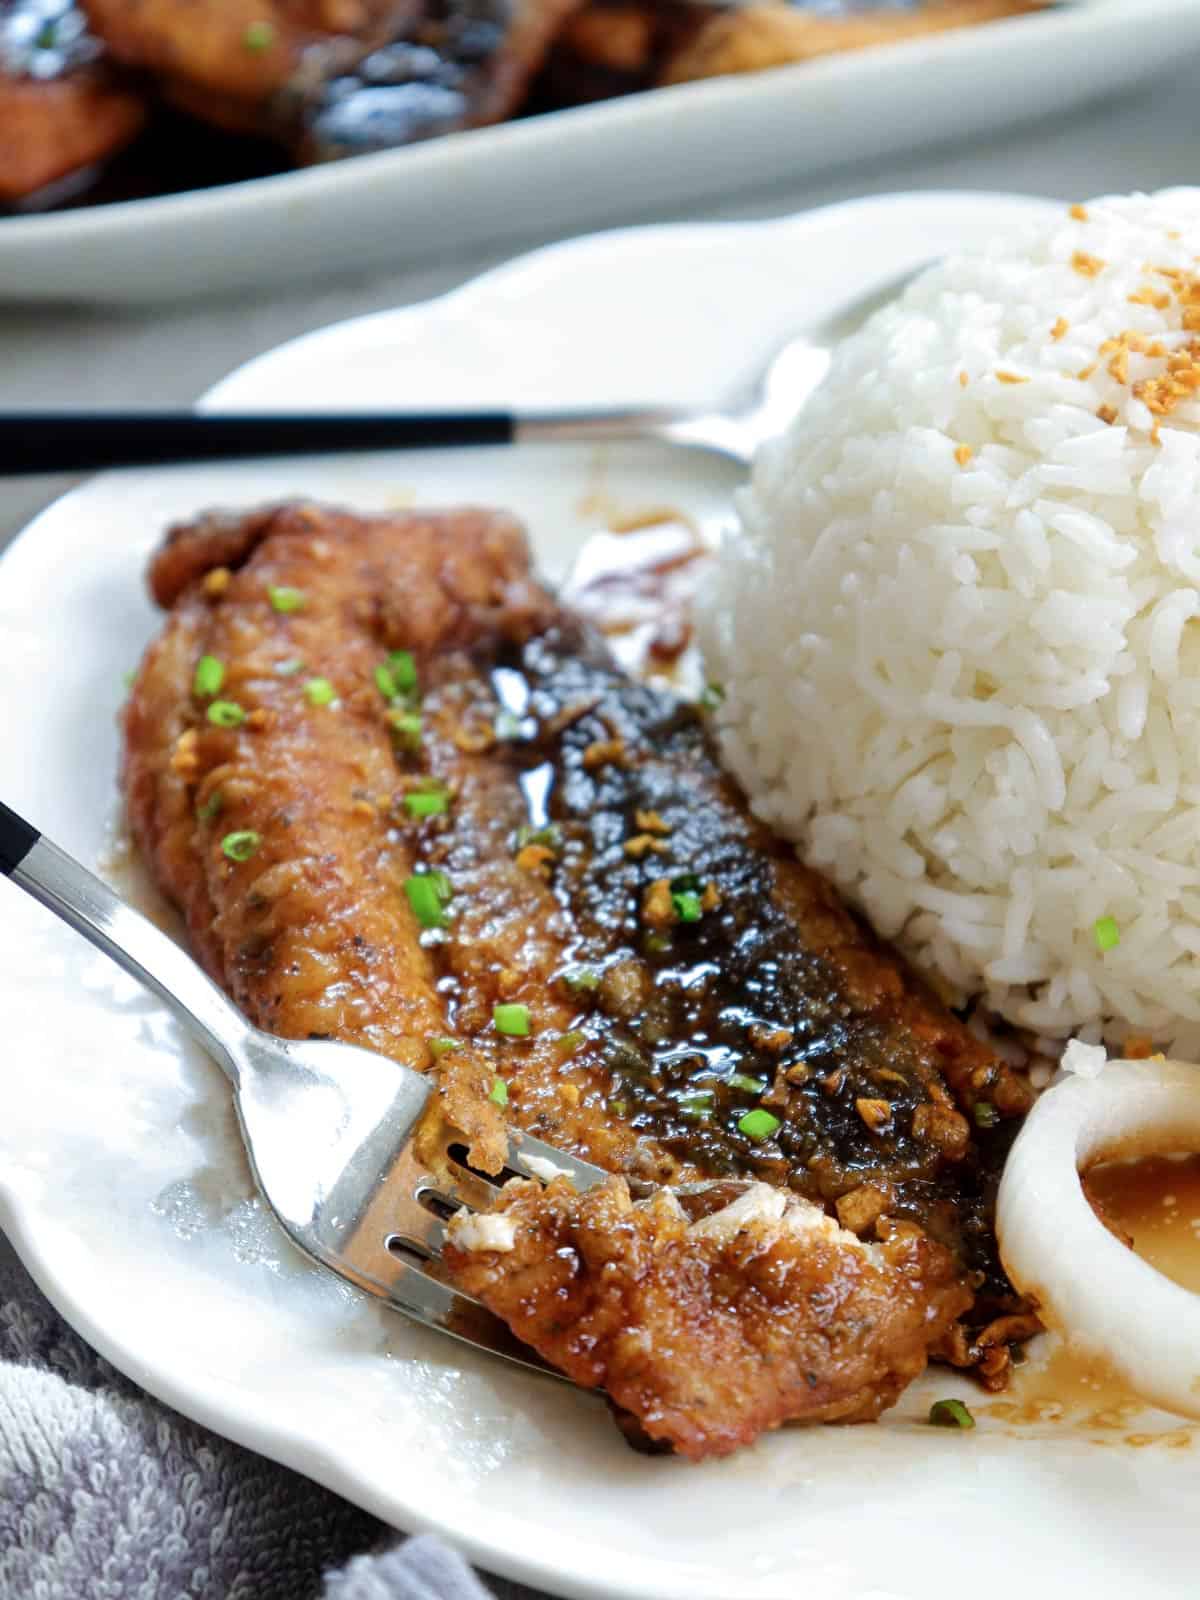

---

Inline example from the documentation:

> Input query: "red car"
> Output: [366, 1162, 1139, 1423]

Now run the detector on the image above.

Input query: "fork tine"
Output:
[505, 1128, 610, 1192]
[375, 1249, 573, 1384]
[296, 1140, 572, 1384]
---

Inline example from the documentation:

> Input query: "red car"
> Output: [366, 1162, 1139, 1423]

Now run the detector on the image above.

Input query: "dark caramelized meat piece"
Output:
[80, 0, 580, 159]
[79, 0, 391, 123]
[302, 0, 584, 160]
[528, 0, 706, 110]
[660, 0, 1042, 86]
[0, 1, 145, 204]
[124, 501, 1032, 1457]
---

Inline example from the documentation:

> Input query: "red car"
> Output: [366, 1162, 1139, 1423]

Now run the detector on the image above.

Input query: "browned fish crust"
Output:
[446, 1176, 971, 1459]
[126, 501, 552, 1078]
[124, 500, 1033, 1456]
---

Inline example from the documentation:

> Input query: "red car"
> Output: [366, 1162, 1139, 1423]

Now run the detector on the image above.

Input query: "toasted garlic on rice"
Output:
[997, 1057, 1200, 1418]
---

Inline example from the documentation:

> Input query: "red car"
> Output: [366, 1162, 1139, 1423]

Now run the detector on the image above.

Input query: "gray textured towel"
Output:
[0, 1233, 539, 1600]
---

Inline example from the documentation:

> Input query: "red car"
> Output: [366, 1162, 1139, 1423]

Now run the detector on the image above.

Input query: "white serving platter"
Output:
[0, 0, 1197, 302]
[2, 191, 1196, 1600]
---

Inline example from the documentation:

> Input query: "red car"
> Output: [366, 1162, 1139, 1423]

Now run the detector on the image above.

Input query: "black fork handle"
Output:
[0, 800, 37, 876]
[0, 412, 516, 476]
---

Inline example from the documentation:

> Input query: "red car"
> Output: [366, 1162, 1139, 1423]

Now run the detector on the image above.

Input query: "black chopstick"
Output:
[0, 412, 517, 476]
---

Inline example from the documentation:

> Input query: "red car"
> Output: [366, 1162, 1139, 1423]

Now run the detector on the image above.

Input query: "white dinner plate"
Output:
[2, 190, 1196, 1600]
[2, 0, 1199, 303]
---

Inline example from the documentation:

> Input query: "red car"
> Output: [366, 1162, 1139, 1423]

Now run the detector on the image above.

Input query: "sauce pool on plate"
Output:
[1087, 1152, 1200, 1295]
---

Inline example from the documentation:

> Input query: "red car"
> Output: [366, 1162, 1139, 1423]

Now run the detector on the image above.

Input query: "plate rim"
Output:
[0, 0, 1184, 264]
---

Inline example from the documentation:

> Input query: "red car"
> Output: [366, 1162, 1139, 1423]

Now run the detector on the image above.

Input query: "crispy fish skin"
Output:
[125, 501, 550, 1071]
[445, 1177, 971, 1459]
[125, 501, 1029, 1456]
[410, 620, 1030, 1225]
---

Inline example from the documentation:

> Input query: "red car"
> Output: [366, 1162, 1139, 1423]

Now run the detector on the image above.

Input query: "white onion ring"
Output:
[997, 1058, 1200, 1419]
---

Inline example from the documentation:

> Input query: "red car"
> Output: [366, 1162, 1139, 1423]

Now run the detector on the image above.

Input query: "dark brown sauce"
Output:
[987, 1342, 1144, 1430]
[563, 520, 710, 682]
[988, 1340, 1196, 1446]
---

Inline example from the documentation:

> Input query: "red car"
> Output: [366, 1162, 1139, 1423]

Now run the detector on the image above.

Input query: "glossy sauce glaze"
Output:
[409, 619, 1032, 1325]
[563, 517, 710, 685]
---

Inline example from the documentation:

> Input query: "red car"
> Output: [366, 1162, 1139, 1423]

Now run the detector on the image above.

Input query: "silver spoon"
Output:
[0, 268, 914, 476]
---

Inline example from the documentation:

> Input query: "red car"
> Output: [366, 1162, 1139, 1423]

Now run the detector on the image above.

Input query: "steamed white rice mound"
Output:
[700, 189, 1200, 1054]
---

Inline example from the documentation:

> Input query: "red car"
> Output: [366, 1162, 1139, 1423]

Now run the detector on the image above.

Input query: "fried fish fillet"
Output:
[124, 500, 1032, 1457]
[446, 1177, 970, 1459]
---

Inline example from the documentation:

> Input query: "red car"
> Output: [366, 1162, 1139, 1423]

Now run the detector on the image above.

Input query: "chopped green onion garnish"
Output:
[193, 655, 224, 698]
[268, 584, 305, 613]
[700, 682, 725, 712]
[516, 823, 562, 852]
[494, 710, 523, 741]
[557, 1030, 586, 1055]
[427, 870, 452, 903]
[738, 1108, 781, 1142]
[1094, 915, 1120, 952]
[221, 829, 261, 862]
[973, 1101, 999, 1129]
[304, 676, 336, 706]
[678, 1089, 715, 1109]
[562, 967, 600, 993]
[275, 658, 304, 676]
[494, 1003, 531, 1037]
[489, 1075, 509, 1106]
[374, 663, 399, 701]
[387, 709, 423, 747]
[728, 1073, 767, 1095]
[643, 932, 672, 956]
[404, 874, 447, 928]
[207, 700, 246, 728]
[429, 1036, 460, 1057]
[929, 1398, 975, 1430]
[609, 1098, 628, 1117]
[243, 19, 275, 50]
[672, 890, 703, 923]
[388, 650, 417, 694]
[404, 788, 449, 818]
[196, 791, 223, 823]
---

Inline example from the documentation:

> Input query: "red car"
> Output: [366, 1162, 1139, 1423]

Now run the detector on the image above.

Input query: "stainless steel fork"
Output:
[0, 799, 609, 1382]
